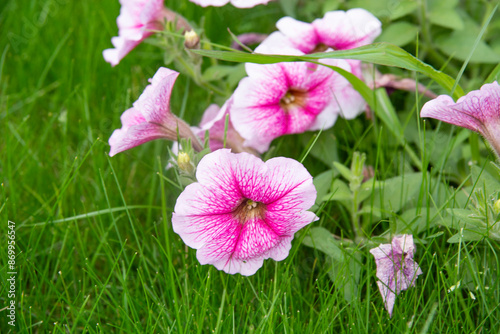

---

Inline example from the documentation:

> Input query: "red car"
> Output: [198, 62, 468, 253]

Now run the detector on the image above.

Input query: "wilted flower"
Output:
[258, 9, 381, 119]
[172, 149, 318, 275]
[109, 67, 202, 156]
[230, 59, 349, 153]
[420, 81, 500, 158]
[189, 0, 273, 8]
[103, 0, 191, 66]
[370, 234, 423, 317]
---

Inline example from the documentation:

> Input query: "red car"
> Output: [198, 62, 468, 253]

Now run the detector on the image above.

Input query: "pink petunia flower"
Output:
[189, 0, 272, 8]
[258, 9, 382, 119]
[172, 149, 318, 275]
[109, 67, 202, 156]
[420, 81, 500, 158]
[103, 0, 191, 66]
[230, 59, 349, 153]
[276, 9, 381, 54]
[370, 234, 423, 317]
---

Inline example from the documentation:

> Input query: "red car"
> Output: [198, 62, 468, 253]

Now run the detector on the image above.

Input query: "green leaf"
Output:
[202, 65, 236, 81]
[390, 1, 420, 20]
[470, 165, 500, 192]
[427, 0, 463, 30]
[373, 88, 404, 142]
[428, 10, 464, 30]
[327, 251, 361, 302]
[302, 227, 343, 261]
[447, 229, 485, 243]
[323, 179, 352, 202]
[445, 208, 486, 229]
[436, 19, 500, 64]
[376, 22, 419, 47]
[358, 179, 377, 203]
[333, 161, 353, 181]
[192, 42, 465, 99]
[312, 170, 334, 208]
[346, 0, 419, 19]
[369, 172, 424, 218]
[279, 0, 299, 17]
[396, 208, 440, 234]
[300, 130, 339, 166]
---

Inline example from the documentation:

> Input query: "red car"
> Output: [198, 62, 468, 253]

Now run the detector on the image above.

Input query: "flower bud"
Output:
[494, 199, 500, 215]
[177, 152, 195, 174]
[184, 30, 200, 49]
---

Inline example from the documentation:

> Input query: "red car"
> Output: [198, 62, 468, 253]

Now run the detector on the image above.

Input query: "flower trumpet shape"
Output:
[103, 0, 190, 66]
[420, 81, 500, 158]
[370, 235, 423, 317]
[189, 0, 272, 8]
[172, 149, 318, 275]
[109, 68, 202, 156]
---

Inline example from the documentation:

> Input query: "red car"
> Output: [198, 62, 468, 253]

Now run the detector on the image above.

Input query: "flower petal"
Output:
[172, 150, 318, 275]
[134, 68, 179, 124]
[276, 16, 319, 53]
[420, 95, 483, 133]
[312, 9, 381, 50]
[108, 116, 170, 156]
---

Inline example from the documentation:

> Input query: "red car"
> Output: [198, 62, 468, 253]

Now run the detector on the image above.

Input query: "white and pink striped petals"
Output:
[454, 81, 500, 127]
[231, 76, 288, 153]
[172, 150, 317, 275]
[312, 9, 381, 50]
[420, 95, 482, 133]
[108, 115, 170, 156]
[233, 62, 338, 152]
[276, 16, 319, 53]
[189, 0, 272, 8]
[133, 68, 179, 124]
[260, 157, 316, 205]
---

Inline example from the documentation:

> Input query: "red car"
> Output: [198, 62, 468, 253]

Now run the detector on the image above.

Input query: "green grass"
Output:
[2, 0, 500, 333]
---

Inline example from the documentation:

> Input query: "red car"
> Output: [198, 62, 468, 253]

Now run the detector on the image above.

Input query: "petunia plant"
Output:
[103, 0, 500, 322]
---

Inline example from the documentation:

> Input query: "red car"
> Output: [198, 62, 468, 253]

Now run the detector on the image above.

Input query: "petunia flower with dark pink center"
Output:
[172, 149, 318, 276]
[109, 67, 202, 156]
[420, 81, 500, 158]
[370, 234, 423, 317]
[258, 9, 381, 119]
[230, 58, 349, 153]
[189, 0, 273, 8]
[103, 0, 191, 66]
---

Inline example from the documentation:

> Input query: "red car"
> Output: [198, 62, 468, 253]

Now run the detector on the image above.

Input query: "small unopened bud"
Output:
[177, 152, 194, 174]
[184, 30, 200, 49]
[494, 199, 500, 215]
